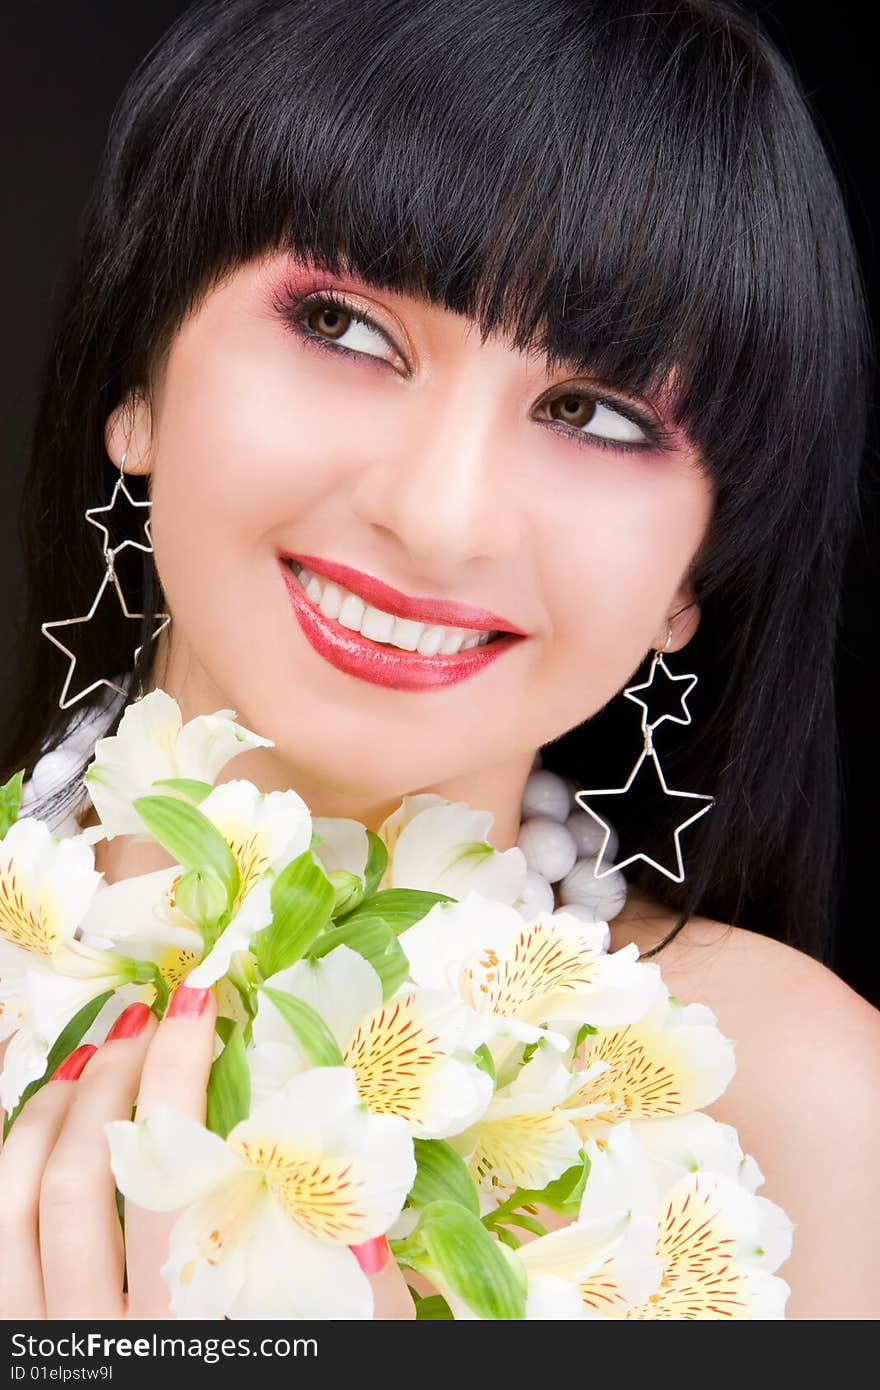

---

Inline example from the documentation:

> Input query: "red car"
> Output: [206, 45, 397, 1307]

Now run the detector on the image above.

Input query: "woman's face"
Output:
[108, 249, 713, 831]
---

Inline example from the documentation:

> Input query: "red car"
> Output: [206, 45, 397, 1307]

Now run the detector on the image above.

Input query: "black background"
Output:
[1, 2, 876, 1002]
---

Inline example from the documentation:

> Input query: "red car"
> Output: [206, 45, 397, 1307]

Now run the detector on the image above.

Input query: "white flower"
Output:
[250, 944, 493, 1138]
[456, 1041, 602, 1202]
[377, 795, 528, 903]
[79, 779, 312, 990]
[105, 1069, 416, 1320]
[519, 1212, 663, 1320]
[555, 993, 737, 1140]
[0, 817, 133, 1110]
[83, 690, 275, 838]
[576, 1122, 794, 1318]
[399, 892, 661, 1049]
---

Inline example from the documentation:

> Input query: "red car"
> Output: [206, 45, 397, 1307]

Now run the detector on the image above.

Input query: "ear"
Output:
[104, 392, 153, 476]
[653, 582, 701, 654]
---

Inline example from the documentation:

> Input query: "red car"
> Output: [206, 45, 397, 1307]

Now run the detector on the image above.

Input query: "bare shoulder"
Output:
[611, 894, 880, 1048]
[610, 893, 880, 1318]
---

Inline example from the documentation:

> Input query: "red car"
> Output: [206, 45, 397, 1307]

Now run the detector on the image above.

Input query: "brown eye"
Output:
[307, 304, 350, 340]
[549, 394, 597, 429]
[542, 390, 649, 446]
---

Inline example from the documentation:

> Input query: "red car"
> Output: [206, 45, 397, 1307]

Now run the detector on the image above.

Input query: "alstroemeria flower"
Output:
[376, 795, 528, 903]
[0, 953, 136, 1112]
[0, 817, 137, 1109]
[399, 893, 661, 1051]
[249, 944, 493, 1138]
[105, 1068, 416, 1320]
[79, 779, 311, 989]
[456, 1041, 605, 1203]
[555, 994, 736, 1141]
[518, 1211, 663, 1320]
[83, 689, 275, 838]
[574, 1122, 793, 1319]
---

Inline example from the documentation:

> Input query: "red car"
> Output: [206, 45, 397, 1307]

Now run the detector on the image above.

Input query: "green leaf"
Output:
[401, 1201, 526, 1320]
[252, 849, 335, 979]
[505, 1211, 547, 1237]
[474, 1043, 496, 1084]
[310, 918, 410, 1000]
[2, 989, 113, 1139]
[337, 888, 455, 936]
[326, 869, 365, 918]
[132, 795, 240, 906]
[0, 768, 25, 836]
[150, 777, 214, 804]
[260, 986, 344, 1067]
[206, 1024, 250, 1138]
[215, 1015, 237, 1044]
[415, 1295, 454, 1320]
[495, 1225, 522, 1250]
[173, 866, 229, 932]
[408, 1139, 481, 1219]
[361, 831, 389, 899]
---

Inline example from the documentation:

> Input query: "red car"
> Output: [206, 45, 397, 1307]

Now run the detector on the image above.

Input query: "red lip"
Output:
[279, 560, 525, 692]
[278, 550, 528, 635]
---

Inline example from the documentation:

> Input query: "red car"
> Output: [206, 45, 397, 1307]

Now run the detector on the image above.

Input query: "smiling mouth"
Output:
[283, 558, 509, 656]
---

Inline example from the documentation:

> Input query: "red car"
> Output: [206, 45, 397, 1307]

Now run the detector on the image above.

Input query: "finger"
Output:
[0, 1047, 93, 1319]
[351, 1237, 417, 1320]
[39, 1005, 157, 1320]
[125, 982, 218, 1318]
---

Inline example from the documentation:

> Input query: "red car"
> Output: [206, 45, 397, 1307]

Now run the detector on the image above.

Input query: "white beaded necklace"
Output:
[516, 753, 627, 928]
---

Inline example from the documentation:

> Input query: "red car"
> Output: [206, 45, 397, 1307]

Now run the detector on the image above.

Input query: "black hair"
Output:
[3, 0, 870, 962]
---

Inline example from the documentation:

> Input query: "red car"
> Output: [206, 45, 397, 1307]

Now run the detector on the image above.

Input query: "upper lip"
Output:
[279, 551, 528, 635]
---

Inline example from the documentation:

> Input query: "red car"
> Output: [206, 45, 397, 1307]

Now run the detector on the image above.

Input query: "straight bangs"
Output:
[105, 0, 864, 603]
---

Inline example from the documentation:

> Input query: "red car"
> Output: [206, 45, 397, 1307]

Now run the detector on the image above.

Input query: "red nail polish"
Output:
[166, 983, 211, 1019]
[350, 1235, 390, 1275]
[105, 1002, 152, 1041]
[50, 1044, 98, 1082]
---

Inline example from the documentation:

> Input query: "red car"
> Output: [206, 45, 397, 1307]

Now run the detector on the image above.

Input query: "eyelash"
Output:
[273, 283, 671, 456]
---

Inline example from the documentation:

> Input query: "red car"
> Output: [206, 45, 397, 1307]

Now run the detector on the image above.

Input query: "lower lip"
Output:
[278, 559, 524, 691]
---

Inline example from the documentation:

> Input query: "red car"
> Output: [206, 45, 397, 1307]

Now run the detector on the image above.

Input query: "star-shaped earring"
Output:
[41, 565, 168, 710]
[574, 743, 714, 884]
[85, 453, 155, 561]
[623, 647, 698, 734]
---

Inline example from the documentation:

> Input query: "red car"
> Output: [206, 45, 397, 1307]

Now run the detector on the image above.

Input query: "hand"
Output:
[0, 985, 415, 1320]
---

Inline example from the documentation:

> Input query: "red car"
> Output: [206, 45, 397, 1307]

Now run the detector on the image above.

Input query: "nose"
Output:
[347, 369, 522, 577]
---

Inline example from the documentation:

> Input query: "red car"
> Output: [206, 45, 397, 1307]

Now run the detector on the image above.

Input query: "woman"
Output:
[1, 0, 878, 1319]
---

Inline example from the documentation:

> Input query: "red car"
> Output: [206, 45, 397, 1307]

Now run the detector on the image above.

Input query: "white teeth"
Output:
[288, 560, 500, 655]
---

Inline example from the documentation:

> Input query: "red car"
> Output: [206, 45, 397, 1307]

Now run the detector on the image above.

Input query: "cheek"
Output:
[146, 317, 386, 565]
[540, 464, 712, 671]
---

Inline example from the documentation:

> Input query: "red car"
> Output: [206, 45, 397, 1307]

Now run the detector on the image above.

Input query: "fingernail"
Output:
[166, 982, 211, 1020]
[50, 1044, 98, 1082]
[105, 1001, 152, 1042]
[349, 1236, 390, 1275]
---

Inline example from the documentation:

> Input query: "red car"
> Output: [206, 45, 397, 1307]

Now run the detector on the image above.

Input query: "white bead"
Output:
[552, 904, 612, 949]
[516, 817, 578, 883]
[514, 867, 556, 918]
[29, 748, 79, 798]
[558, 858, 628, 920]
[565, 809, 619, 863]
[520, 769, 571, 823]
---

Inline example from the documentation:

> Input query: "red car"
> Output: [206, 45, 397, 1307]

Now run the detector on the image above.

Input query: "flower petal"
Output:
[105, 1105, 244, 1211]
[311, 817, 370, 882]
[174, 711, 274, 784]
[84, 690, 182, 837]
[0, 819, 101, 958]
[228, 1067, 415, 1243]
[259, 945, 383, 1052]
